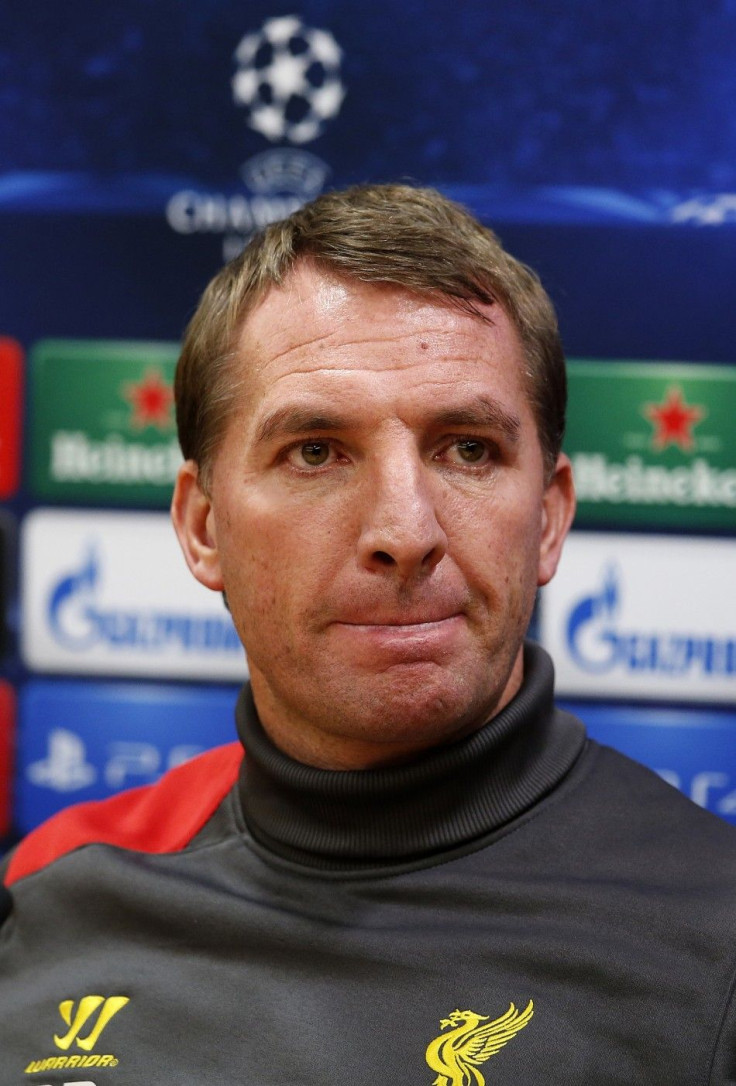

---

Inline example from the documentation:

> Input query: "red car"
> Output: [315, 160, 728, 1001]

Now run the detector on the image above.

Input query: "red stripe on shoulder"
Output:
[4, 742, 243, 887]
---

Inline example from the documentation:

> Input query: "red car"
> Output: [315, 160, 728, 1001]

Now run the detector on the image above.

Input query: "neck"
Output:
[237, 642, 586, 870]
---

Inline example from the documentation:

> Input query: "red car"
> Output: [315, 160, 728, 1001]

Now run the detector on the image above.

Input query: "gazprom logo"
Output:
[47, 545, 241, 654]
[567, 565, 620, 672]
[49, 547, 100, 650]
[566, 567, 735, 679]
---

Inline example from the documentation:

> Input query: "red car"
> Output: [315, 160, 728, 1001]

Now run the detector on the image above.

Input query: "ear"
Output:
[171, 460, 225, 592]
[537, 452, 576, 587]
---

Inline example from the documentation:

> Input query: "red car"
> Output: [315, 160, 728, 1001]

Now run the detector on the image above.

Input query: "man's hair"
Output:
[175, 183, 566, 488]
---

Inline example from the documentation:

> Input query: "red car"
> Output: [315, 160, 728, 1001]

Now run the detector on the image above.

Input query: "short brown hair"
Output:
[175, 183, 566, 487]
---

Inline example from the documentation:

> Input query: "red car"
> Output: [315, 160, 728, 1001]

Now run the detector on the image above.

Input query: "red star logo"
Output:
[122, 368, 174, 430]
[642, 385, 706, 452]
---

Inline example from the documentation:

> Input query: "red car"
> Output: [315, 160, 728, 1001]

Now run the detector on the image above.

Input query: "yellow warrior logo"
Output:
[425, 1001, 534, 1086]
[54, 995, 130, 1051]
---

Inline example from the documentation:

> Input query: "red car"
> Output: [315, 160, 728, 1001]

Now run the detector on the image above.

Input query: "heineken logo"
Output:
[50, 433, 182, 486]
[122, 368, 175, 431]
[643, 385, 706, 452]
[29, 339, 181, 507]
[566, 360, 735, 530]
[572, 456, 736, 508]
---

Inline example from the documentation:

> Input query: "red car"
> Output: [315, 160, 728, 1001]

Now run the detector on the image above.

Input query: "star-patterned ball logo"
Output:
[642, 385, 707, 452]
[232, 16, 345, 145]
[122, 368, 174, 430]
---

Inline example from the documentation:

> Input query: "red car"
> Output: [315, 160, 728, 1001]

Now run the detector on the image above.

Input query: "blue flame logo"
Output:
[48, 547, 100, 650]
[566, 566, 620, 673]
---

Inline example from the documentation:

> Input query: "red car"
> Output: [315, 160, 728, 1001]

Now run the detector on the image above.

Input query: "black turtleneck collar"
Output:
[236, 642, 586, 871]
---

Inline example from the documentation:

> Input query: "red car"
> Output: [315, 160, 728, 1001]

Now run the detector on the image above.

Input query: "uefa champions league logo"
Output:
[166, 16, 346, 258]
[232, 15, 346, 146]
[228, 15, 346, 249]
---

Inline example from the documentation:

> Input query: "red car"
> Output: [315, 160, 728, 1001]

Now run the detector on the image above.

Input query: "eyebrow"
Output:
[255, 406, 353, 444]
[254, 396, 522, 445]
[429, 398, 522, 444]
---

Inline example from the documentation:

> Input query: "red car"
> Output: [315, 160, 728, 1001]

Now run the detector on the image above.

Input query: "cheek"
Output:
[219, 503, 329, 620]
[454, 491, 542, 569]
[220, 543, 291, 666]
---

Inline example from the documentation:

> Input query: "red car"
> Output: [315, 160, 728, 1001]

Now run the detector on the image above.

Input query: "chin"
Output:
[331, 670, 499, 749]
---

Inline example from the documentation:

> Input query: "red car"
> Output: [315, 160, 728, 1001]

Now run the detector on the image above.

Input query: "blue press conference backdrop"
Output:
[1, 1, 735, 844]
[1, 2, 736, 359]
[561, 702, 736, 826]
[16, 681, 239, 833]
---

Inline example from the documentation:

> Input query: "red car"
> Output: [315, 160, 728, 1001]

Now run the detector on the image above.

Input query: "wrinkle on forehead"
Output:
[244, 319, 508, 389]
[258, 330, 487, 378]
[241, 264, 499, 368]
[230, 266, 526, 441]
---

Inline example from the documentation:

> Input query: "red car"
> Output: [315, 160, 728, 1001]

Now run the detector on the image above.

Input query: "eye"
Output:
[290, 441, 332, 467]
[447, 439, 490, 464]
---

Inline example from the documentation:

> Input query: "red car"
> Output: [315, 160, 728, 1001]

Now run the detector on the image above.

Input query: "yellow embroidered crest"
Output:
[54, 995, 130, 1051]
[425, 1001, 534, 1086]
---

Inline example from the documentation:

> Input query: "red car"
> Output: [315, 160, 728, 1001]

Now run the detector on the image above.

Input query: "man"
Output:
[2, 184, 736, 1084]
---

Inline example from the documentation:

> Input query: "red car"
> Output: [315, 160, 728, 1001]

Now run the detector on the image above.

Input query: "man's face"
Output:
[173, 263, 574, 768]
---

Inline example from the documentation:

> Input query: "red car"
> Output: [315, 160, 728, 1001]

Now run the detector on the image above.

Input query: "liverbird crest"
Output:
[425, 1000, 534, 1086]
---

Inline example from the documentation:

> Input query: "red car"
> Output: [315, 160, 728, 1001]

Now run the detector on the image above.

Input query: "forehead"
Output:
[235, 263, 531, 419]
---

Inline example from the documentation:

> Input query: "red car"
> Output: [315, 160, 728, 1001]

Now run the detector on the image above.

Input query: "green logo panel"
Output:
[29, 340, 181, 506]
[566, 360, 736, 531]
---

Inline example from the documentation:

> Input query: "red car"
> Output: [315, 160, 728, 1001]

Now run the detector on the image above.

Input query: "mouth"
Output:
[331, 614, 466, 657]
[336, 607, 464, 627]
[339, 615, 460, 629]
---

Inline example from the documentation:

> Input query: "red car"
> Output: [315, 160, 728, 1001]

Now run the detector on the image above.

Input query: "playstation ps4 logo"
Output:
[567, 567, 735, 679]
[27, 728, 97, 792]
[47, 545, 241, 654]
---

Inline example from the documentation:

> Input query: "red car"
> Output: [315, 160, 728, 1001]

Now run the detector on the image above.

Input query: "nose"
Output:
[357, 453, 448, 579]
